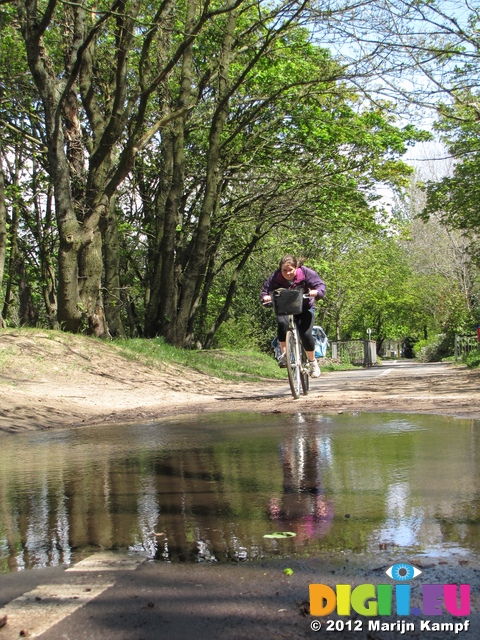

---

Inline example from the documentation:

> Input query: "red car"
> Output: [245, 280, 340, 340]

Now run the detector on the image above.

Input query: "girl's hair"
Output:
[279, 255, 305, 270]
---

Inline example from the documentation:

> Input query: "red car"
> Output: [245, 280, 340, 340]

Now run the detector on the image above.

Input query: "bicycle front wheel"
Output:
[286, 329, 301, 399]
[300, 346, 310, 396]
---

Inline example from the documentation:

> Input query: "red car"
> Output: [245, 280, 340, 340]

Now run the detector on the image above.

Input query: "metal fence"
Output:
[455, 334, 479, 362]
[330, 340, 377, 366]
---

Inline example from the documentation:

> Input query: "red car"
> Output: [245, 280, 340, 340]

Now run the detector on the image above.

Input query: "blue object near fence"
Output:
[313, 326, 328, 358]
[272, 336, 282, 359]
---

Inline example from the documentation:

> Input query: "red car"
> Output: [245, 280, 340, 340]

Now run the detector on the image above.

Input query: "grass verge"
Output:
[114, 337, 288, 382]
[114, 338, 361, 380]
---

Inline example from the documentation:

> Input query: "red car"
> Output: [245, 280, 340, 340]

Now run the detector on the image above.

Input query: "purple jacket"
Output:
[261, 266, 326, 310]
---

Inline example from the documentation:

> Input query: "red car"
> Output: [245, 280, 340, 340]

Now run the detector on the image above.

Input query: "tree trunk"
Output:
[18, 257, 38, 326]
[0, 160, 6, 329]
[33, 171, 58, 328]
[0, 7, 5, 328]
[144, 0, 197, 342]
[78, 222, 109, 337]
[203, 227, 263, 349]
[159, 124, 189, 343]
[1, 187, 19, 321]
[196, 251, 218, 344]
[144, 133, 173, 337]
[18, 0, 128, 336]
[18, 0, 85, 332]
[174, 10, 237, 346]
[103, 198, 126, 337]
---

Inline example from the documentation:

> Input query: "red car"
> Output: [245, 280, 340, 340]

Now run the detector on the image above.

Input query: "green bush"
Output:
[212, 315, 260, 350]
[413, 333, 451, 362]
[465, 349, 480, 369]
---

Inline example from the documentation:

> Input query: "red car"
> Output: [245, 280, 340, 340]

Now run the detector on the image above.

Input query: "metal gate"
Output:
[455, 335, 479, 361]
[330, 340, 377, 366]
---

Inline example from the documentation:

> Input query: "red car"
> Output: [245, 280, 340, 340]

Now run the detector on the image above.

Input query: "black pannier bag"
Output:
[272, 288, 303, 316]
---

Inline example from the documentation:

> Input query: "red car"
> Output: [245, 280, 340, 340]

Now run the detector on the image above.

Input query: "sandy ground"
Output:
[1, 330, 480, 638]
[1, 329, 480, 435]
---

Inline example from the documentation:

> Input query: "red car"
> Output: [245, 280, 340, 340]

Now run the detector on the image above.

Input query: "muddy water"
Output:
[1, 412, 479, 572]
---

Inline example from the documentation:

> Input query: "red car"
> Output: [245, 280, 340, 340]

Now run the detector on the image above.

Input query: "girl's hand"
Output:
[308, 290, 318, 298]
[262, 295, 272, 304]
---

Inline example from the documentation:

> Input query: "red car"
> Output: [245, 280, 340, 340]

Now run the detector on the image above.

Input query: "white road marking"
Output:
[66, 551, 147, 572]
[0, 582, 113, 639]
[0, 552, 147, 638]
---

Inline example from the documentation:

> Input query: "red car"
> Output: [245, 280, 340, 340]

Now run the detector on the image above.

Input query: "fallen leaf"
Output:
[297, 601, 310, 616]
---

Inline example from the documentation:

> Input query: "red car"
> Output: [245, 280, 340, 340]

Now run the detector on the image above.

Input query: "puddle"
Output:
[1, 412, 479, 571]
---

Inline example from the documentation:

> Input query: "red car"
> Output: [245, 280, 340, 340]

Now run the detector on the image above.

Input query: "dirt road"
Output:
[1, 330, 479, 435]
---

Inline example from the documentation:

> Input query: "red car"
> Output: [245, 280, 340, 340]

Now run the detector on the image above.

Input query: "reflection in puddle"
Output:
[1, 412, 479, 571]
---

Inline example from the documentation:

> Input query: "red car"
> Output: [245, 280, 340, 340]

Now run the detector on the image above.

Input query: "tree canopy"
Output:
[1, 0, 479, 350]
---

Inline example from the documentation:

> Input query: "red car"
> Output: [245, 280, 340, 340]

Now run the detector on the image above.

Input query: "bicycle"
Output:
[269, 288, 311, 399]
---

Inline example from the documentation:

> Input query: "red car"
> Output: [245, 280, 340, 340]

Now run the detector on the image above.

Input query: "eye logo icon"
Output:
[385, 563, 422, 582]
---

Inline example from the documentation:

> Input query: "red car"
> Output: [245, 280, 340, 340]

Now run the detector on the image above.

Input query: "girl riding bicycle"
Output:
[260, 255, 326, 378]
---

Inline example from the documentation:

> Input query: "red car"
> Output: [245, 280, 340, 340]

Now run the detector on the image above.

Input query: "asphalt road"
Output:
[253, 360, 456, 401]
[314, 360, 454, 385]
[1, 549, 478, 640]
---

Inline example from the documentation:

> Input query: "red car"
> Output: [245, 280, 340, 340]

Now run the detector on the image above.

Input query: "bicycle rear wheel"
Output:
[286, 329, 301, 399]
